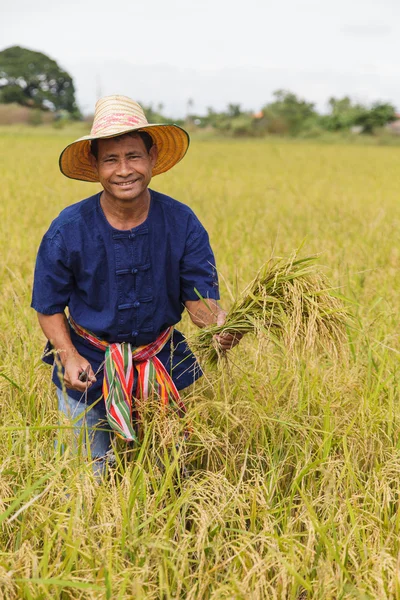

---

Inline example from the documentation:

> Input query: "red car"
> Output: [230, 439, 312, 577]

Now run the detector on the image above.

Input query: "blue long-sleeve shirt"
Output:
[31, 189, 219, 407]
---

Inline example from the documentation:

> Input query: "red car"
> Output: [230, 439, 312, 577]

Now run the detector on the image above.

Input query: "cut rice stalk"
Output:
[192, 254, 350, 367]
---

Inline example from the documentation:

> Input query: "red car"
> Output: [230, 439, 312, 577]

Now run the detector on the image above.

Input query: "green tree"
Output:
[321, 97, 365, 131]
[0, 46, 79, 116]
[355, 102, 396, 134]
[227, 103, 242, 118]
[262, 90, 317, 135]
[207, 105, 259, 137]
[321, 97, 396, 133]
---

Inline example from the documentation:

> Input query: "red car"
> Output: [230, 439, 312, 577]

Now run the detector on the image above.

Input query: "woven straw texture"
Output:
[59, 95, 190, 182]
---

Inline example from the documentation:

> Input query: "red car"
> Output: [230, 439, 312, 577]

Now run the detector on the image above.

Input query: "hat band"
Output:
[91, 113, 144, 136]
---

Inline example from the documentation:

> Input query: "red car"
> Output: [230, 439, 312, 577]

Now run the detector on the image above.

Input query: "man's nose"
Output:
[116, 159, 133, 177]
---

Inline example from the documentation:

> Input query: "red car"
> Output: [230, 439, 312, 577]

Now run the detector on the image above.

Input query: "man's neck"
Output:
[100, 189, 151, 230]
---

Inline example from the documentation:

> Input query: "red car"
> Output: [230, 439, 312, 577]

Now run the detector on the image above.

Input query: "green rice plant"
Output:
[193, 254, 350, 366]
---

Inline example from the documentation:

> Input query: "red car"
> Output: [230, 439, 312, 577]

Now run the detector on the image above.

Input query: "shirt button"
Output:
[133, 301, 140, 308]
[131, 330, 138, 337]
[132, 268, 138, 274]
[129, 233, 136, 239]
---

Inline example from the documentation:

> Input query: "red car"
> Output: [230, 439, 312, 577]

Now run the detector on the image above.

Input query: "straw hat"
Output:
[59, 95, 190, 182]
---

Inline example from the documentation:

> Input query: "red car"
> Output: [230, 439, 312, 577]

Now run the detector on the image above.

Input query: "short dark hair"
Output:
[90, 130, 154, 159]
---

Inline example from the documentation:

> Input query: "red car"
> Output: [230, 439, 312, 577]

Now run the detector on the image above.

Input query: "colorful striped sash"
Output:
[69, 317, 185, 442]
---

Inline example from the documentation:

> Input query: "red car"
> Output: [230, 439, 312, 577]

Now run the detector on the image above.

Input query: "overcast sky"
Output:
[1, 0, 399, 117]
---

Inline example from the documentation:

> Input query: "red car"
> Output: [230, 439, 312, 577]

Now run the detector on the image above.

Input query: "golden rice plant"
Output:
[193, 254, 350, 366]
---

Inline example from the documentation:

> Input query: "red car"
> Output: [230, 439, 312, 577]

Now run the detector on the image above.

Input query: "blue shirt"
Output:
[31, 189, 219, 406]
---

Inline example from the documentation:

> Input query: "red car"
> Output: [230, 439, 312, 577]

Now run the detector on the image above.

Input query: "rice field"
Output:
[0, 127, 399, 599]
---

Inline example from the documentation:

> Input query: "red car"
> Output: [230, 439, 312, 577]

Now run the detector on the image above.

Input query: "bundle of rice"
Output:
[192, 254, 350, 367]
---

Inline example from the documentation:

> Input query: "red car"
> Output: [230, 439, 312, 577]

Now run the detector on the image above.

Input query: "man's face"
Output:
[93, 134, 157, 204]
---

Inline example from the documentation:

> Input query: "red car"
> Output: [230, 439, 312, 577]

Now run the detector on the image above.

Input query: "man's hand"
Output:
[185, 299, 243, 351]
[62, 352, 97, 392]
[214, 310, 243, 351]
[36, 312, 97, 393]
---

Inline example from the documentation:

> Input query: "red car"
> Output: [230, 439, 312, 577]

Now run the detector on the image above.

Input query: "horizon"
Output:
[1, 0, 399, 118]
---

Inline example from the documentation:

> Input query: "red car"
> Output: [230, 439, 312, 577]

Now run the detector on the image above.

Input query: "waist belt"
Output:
[69, 317, 185, 442]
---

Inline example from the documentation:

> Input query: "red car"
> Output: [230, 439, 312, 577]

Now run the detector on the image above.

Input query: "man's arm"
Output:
[37, 313, 96, 392]
[185, 299, 242, 350]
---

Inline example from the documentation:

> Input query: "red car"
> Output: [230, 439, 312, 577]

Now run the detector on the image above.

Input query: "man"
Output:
[32, 95, 239, 467]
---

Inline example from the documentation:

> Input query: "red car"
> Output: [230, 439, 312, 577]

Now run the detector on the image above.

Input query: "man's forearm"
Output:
[37, 312, 77, 366]
[185, 299, 224, 328]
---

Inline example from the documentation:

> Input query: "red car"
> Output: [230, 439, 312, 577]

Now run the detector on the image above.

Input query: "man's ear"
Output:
[149, 144, 158, 169]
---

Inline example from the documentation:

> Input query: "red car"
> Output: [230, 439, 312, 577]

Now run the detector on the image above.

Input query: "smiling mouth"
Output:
[114, 179, 139, 187]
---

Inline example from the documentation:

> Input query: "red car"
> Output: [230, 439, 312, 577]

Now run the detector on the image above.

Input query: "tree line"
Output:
[183, 92, 397, 137]
[0, 46, 397, 136]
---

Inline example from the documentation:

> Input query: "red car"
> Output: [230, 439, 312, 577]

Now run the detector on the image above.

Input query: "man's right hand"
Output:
[36, 313, 97, 393]
[62, 353, 97, 392]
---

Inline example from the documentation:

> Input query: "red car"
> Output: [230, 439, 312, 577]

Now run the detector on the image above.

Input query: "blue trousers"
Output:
[57, 388, 112, 474]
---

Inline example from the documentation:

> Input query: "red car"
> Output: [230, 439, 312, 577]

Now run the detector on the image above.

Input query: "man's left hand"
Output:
[214, 311, 243, 351]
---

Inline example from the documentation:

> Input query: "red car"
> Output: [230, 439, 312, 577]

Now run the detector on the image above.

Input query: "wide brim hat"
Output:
[59, 95, 190, 182]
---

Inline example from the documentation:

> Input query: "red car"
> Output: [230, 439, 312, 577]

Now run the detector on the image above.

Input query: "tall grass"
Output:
[0, 129, 399, 598]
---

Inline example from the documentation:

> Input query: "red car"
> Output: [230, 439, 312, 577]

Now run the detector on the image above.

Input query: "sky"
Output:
[1, 0, 400, 117]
